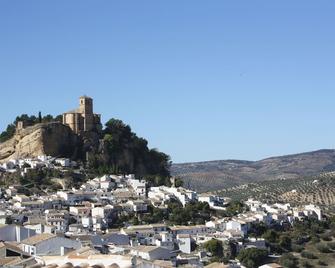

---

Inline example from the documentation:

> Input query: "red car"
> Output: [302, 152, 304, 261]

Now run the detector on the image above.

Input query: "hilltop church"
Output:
[62, 96, 101, 134]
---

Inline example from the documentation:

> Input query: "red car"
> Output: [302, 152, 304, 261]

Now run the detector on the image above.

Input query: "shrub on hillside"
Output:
[320, 233, 332, 241]
[237, 248, 268, 268]
[279, 235, 292, 250]
[301, 251, 318, 259]
[262, 229, 279, 243]
[316, 243, 332, 253]
[317, 260, 328, 266]
[311, 235, 320, 244]
[204, 239, 223, 258]
[300, 260, 313, 268]
[291, 244, 304, 253]
[279, 253, 299, 268]
[327, 242, 335, 250]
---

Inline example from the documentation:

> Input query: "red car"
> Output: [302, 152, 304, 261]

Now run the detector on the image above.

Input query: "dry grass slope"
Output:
[171, 149, 335, 192]
[213, 172, 335, 207]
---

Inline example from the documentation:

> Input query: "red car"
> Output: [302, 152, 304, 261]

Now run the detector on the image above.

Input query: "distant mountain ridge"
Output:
[171, 149, 335, 192]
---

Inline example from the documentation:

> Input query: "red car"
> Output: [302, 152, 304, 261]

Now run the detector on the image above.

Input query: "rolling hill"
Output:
[171, 149, 335, 192]
[214, 172, 335, 208]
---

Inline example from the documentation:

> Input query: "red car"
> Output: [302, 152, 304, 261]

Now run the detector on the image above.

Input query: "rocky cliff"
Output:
[0, 122, 80, 163]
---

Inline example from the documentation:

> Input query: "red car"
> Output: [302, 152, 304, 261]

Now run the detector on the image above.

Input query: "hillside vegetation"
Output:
[0, 115, 171, 183]
[171, 150, 335, 192]
[88, 118, 171, 184]
[213, 172, 335, 208]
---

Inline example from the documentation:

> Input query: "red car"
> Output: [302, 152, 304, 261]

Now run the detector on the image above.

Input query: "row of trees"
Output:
[167, 200, 211, 225]
[0, 113, 62, 142]
[109, 199, 214, 227]
[138, 200, 212, 226]
[204, 238, 268, 268]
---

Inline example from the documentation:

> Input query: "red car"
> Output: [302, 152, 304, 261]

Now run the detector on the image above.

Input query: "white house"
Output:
[128, 179, 147, 197]
[226, 220, 248, 236]
[55, 158, 70, 167]
[13, 194, 30, 203]
[205, 219, 226, 231]
[170, 225, 212, 236]
[69, 206, 91, 217]
[81, 216, 93, 229]
[127, 200, 148, 213]
[155, 232, 174, 250]
[198, 194, 225, 209]
[148, 187, 174, 207]
[23, 223, 56, 234]
[21, 233, 81, 256]
[57, 191, 96, 205]
[130, 245, 174, 261]
[45, 210, 69, 232]
[304, 204, 322, 221]
[177, 234, 192, 254]
[0, 225, 36, 242]
[245, 199, 263, 212]
[5, 186, 18, 197]
[91, 205, 114, 219]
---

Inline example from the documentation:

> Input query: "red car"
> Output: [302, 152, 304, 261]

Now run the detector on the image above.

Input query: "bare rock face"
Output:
[0, 122, 80, 163]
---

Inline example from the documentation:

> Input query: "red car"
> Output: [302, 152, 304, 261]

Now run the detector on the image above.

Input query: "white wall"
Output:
[36, 237, 81, 256]
[0, 225, 36, 242]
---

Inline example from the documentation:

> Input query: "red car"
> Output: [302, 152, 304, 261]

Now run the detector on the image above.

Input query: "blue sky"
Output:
[1, 1, 335, 163]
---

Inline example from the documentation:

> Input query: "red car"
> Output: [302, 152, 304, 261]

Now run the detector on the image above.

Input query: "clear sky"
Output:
[1, 1, 335, 163]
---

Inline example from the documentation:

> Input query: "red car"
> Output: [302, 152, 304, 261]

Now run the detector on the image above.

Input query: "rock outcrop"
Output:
[0, 122, 80, 163]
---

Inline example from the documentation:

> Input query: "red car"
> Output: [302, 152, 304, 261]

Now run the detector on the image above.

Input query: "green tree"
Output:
[204, 239, 223, 258]
[101, 118, 171, 180]
[55, 114, 63, 122]
[42, 114, 54, 123]
[262, 230, 279, 243]
[0, 113, 61, 143]
[300, 260, 313, 268]
[279, 253, 298, 268]
[279, 235, 292, 251]
[5, 216, 13, 224]
[301, 251, 317, 259]
[168, 201, 211, 225]
[0, 123, 16, 142]
[316, 243, 331, 253]
[249, 222, 267, 237]
[174, 177, 184, 187]
[225, 201, 245, 216]
[237, 248, 268, 268]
